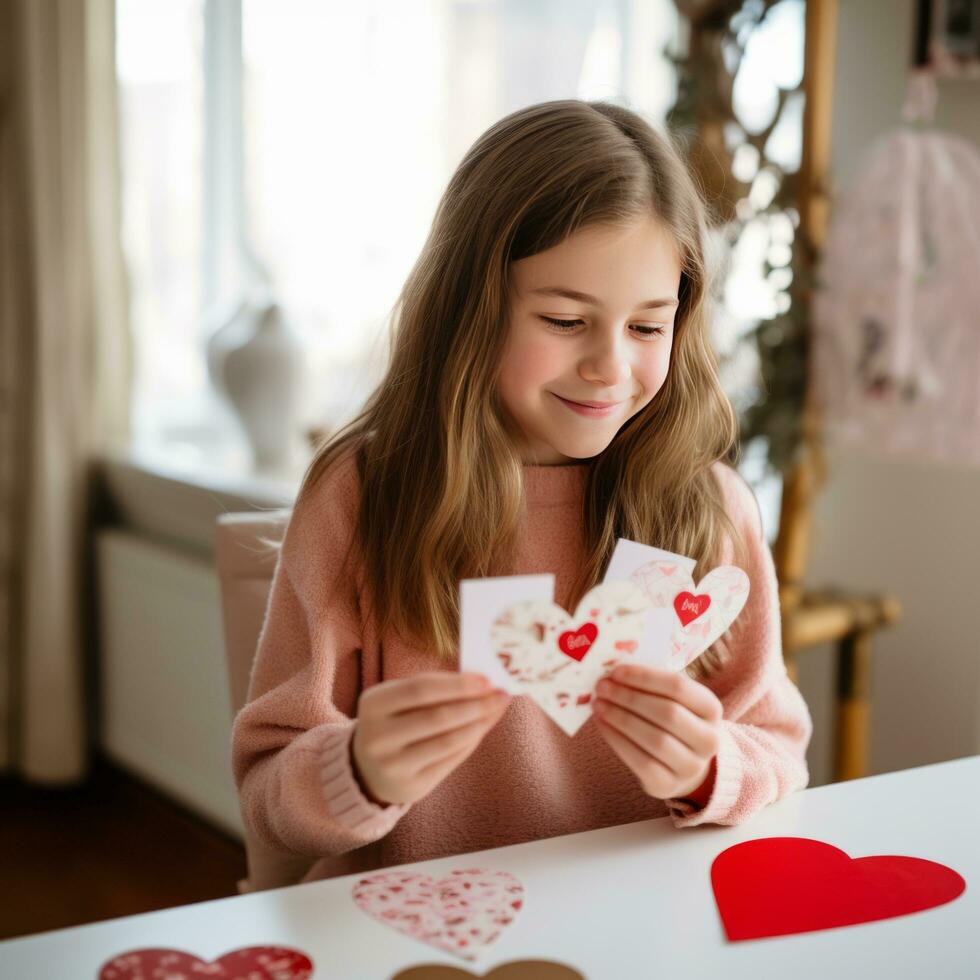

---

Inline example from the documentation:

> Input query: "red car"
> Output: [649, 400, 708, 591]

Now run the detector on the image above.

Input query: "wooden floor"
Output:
[0, 754, 247, 942]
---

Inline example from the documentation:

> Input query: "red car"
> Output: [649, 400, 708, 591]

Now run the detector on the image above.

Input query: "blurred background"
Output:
[1, 0, 978, 941]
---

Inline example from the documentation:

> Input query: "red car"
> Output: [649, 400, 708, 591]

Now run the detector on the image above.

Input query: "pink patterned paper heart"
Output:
[491, 580, 651, 736]
[352, 868, 524, 962]
[630, 561, 750, 670]
[98, 945, 313, 979]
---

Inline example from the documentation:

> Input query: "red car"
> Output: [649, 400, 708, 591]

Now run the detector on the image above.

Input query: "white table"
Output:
[3, 755, 978, 979]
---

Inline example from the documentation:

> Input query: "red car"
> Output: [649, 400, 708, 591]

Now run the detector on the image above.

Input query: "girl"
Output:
[232, 99, 813, 886]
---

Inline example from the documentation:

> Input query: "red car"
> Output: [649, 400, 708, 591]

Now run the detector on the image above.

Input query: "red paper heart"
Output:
[98, 945, 314, 979]
[557, 622, 598, 661]
[712, 837, 967, 941]
[673, 591, 711, 627]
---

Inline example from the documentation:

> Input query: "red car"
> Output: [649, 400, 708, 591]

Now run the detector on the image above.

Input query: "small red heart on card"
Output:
[673, 592, 711, 626]
[98, 945, 314, 979]
[711, 837, 966, 941]
[557, 622, 598, 661]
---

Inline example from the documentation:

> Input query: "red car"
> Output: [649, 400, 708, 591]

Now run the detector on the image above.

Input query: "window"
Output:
[116, 0, 684, 471]
[116, 0, 801, 505]
[116, 0, 207, 459]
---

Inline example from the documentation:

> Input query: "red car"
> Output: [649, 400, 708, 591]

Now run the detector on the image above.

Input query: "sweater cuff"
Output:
[681, 755, 717, 809]
[664, 723, 743, 827]
[319, 722, 411, 832]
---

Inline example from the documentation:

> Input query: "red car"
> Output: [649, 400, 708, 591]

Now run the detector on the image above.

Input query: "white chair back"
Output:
[214, 509, 316, 892]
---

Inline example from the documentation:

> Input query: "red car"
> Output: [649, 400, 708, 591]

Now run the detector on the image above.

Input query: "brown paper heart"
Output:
[391, 960, 585, 979]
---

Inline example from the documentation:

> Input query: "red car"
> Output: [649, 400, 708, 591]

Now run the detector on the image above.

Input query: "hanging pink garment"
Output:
[810, 73, 980, 466]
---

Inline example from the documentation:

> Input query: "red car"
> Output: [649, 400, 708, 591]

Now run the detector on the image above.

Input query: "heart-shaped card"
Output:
[630, 561, 749, 670]
[490, 580, 651, 736]
[352, 868, 524, 962]
[392, 961, 585, 979]
[98, 945, 314, 979]
[711, 837, 967, 941]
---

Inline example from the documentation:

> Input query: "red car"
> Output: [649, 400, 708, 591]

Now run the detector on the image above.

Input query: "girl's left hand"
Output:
[592, 663, 723, 800]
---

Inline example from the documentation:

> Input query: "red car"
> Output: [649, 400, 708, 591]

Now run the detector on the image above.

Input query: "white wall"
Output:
[796, 0, 980, 786]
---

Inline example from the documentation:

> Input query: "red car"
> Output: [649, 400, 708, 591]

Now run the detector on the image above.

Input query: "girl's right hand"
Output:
[350, 672, 511, 806]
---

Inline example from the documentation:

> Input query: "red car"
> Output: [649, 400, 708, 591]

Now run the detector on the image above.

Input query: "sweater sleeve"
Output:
[663, 463, 813, 828]
[231, 457, 411, 857]
[679, 755, 716, 810]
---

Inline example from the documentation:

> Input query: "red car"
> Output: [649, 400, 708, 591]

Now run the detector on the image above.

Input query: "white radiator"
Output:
[96, 528, 244, 839]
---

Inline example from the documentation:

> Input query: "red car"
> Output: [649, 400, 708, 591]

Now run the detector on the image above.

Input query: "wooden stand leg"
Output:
[833, 629, 873, 782]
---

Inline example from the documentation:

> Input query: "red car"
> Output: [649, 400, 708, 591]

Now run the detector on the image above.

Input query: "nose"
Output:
[579, 329, 632, 388]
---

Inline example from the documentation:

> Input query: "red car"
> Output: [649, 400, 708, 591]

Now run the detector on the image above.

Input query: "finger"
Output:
[608, 664, 722, 722]
[595, 681, 718, 758]
[415, 740, 478, 787]
[369, 671, 492, 716]
[394, 699, 509, 774]
[375, 690, 510, 755]
[593, 700, 703, 774]
[594, 714, 677, 793]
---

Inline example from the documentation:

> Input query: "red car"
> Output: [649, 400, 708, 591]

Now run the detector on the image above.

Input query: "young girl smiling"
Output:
[232, 98, 813, 885]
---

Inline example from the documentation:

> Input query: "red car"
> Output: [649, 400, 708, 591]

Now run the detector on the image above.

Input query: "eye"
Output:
[540, 316, 583, 331]
[539, 316, 668, 338]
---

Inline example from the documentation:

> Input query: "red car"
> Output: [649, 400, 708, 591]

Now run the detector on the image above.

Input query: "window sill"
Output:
[98, 444, 304, 557]
[96, 441, 783, 558]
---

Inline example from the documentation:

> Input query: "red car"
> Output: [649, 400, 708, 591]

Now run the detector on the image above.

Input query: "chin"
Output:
[549, 437, 614, 461]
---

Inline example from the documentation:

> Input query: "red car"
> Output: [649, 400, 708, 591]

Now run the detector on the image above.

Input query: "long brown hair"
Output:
[293, 99, 743, 680]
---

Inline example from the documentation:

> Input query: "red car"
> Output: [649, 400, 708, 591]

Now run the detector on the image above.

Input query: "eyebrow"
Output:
[529, 286, 679, 311]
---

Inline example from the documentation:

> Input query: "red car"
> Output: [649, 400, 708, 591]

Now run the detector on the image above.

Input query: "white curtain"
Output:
[0, 0, 132, 782]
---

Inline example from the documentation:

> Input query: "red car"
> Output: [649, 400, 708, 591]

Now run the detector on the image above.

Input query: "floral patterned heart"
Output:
[631, 562, 750, 670]
[491, 580, 651, 736]
[98, 945, 313, 979]
[352, 868, 524, 962]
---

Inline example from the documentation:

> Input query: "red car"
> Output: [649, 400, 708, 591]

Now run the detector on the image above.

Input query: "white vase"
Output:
[206, 296, 304, 472]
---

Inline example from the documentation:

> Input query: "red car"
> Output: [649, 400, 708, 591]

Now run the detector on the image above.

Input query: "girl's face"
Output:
[497, 216, 682, 465]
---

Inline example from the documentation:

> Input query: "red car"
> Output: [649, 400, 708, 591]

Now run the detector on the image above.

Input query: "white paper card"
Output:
[603, 538, 697, 582]
[603, 539, 697, 671]
[459, 574, 555, 688]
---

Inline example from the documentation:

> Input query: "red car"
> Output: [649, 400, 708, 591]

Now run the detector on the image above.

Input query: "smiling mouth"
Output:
[553, 394, 624, 408]
[552, 393, 628, 416]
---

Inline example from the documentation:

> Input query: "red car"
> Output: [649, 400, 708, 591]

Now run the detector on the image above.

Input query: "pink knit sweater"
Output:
[231, 453, 812, 884]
